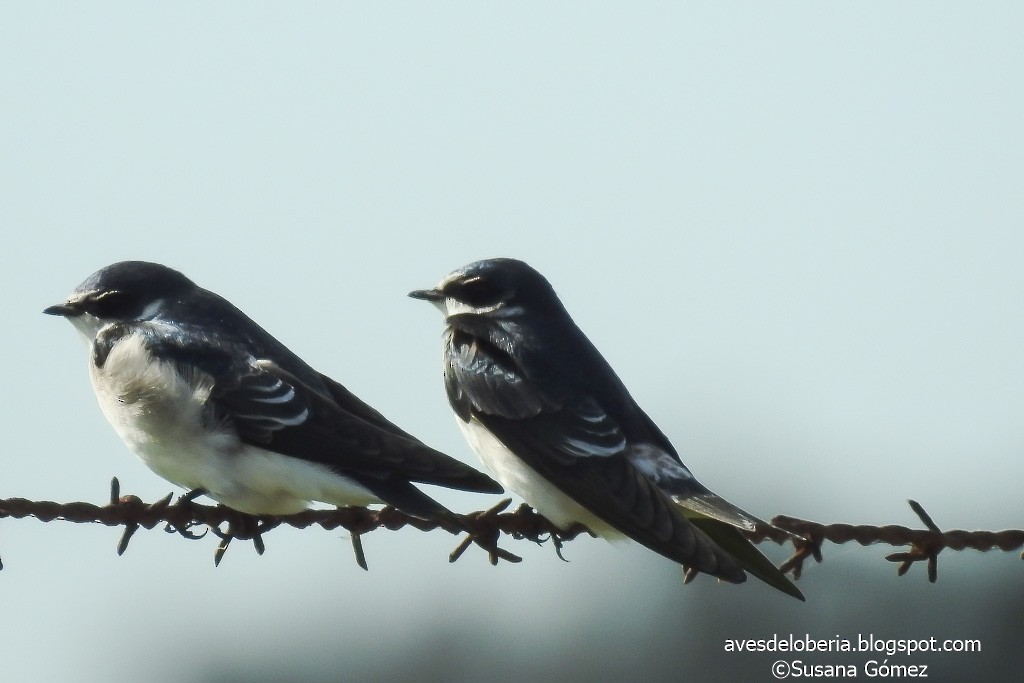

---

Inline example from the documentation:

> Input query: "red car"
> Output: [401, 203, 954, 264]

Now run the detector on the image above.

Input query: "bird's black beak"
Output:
[408, 288, 444, 302]
[43, 302, 82, 318]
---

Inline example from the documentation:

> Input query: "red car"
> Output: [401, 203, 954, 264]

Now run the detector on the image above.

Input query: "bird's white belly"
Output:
[88, 334, 378, 515]
[457, 417, 622, 538]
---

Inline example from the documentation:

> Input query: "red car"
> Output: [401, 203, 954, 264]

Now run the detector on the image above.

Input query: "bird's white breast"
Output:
[89, 333, 227, 489]
[457, 417, 622, 538]
[86, 330, 378, 515]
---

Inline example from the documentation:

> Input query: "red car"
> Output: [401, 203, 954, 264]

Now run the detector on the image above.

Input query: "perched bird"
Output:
[411, 258, 803, 600]
[45, 261, 502, 522]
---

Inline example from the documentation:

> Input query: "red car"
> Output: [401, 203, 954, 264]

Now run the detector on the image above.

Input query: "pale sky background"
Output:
[2, 4, 1023, 682]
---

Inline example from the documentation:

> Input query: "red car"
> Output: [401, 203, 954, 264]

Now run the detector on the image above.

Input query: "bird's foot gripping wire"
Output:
[208, 508, 280, 567]
[508, 503, 591, 562]
[161, 488, 211, 541]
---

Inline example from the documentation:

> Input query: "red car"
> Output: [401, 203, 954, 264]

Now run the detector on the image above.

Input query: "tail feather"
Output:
[675, 489, 762, 531]
[689, 515, 805, 601]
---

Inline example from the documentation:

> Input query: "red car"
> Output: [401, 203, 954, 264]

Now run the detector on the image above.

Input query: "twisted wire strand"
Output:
[1, 480, 1021, 580]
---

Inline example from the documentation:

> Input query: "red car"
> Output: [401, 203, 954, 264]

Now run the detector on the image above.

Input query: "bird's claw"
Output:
[209, 508, 275, 566]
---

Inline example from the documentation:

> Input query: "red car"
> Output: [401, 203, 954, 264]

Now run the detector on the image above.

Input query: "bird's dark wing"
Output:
[444, 328, 746, 582]
[480, 409, 746, 582]
[246, 361, 502, 493]
[130, 323, 502, 508]
[443, 331, 561, 422]
[316, 372, 418, 441]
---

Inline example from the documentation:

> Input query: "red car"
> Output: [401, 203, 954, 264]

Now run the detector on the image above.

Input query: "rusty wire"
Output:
[1, 479, 1021, 583]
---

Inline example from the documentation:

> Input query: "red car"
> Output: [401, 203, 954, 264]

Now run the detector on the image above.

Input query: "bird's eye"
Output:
[451, 277, 504, 307]
[88, 290, 138, 319]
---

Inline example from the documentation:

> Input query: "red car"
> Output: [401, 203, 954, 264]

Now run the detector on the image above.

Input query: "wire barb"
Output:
[351, 532, 368, 571]
[881, 499, 943, 582]
[450, 498, 523, 565]
[777, 536, 823, 580]
[214, 535, 231, 567]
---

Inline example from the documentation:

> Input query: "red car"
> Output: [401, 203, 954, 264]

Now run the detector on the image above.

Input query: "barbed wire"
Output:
[1, 478, 1021, 583]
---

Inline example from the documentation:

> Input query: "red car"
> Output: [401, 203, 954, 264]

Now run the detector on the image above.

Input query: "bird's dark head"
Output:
[44, 261, 196, 331]
[410, 258, 564, 320]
